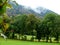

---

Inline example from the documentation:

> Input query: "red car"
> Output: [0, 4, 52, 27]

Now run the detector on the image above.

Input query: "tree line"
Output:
[1, 13, 59, 43]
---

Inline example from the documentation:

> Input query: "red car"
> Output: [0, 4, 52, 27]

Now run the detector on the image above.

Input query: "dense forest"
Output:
[0, 0, 60, 43]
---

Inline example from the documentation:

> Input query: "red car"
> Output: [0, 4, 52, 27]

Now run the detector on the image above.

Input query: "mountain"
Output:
[6, 1, 55, 18]
[6, 1, 39, 16]
[35, 7, 54, 17]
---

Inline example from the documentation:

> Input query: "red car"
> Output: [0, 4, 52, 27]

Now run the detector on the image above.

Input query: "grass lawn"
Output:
[0, 37, 60, 45]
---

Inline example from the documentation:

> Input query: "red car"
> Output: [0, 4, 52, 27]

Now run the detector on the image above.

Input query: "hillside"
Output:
[6, 1, 55, 17]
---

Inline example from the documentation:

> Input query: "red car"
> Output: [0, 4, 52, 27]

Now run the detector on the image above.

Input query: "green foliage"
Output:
[0, 16, 3, 23]
[26, 14, 40, 35]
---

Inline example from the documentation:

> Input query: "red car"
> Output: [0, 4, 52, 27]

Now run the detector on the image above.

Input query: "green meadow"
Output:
[0, 37, 60, 45]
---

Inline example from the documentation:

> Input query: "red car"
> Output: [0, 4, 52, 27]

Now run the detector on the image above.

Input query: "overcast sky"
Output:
[16, 0, 60, 14]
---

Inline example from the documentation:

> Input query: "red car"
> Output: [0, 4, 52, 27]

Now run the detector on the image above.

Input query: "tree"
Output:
[26, 14, 37, 35]
[53, 15, 60, 43]
[26, 14, 40, 41]
[0, 0, 17, 33]
[12, 14, 28, 40]
[35, 18, 41, 42]
[43, 13, 57, 42]
[0, 0, 13, 14]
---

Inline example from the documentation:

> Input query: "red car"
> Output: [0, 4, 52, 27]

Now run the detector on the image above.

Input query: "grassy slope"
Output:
[0, 37, 60, 45]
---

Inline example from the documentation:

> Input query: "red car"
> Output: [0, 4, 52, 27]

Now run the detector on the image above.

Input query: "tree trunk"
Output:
[46, 35, 49, 42]
[50, 37, 52, 43]
[38, 39, 40, 42]
[12, 32, 14, 39]
[19, 34, 20, 40]
[56, 33, 59, 43]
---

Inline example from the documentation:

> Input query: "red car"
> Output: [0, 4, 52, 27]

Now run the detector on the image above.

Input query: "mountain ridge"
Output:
[6, 1, 56, 18]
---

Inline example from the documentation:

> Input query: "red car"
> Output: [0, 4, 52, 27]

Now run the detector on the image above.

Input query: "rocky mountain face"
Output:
[6, 1, 55, 18]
